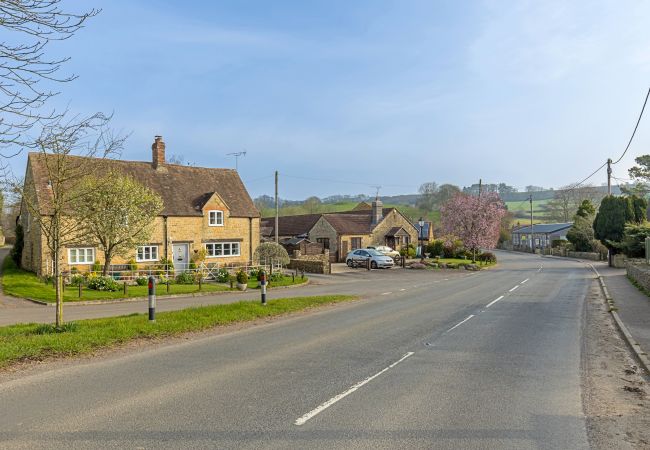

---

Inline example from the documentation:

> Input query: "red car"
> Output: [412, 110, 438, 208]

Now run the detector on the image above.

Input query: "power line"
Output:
[282, 173, 414, 189]
[612, 87, 650, 165]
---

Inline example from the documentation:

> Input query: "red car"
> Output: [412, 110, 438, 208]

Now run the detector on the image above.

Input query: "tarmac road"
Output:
[0, 251, 592, 449]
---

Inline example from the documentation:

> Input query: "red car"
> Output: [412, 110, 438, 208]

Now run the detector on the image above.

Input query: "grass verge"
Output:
[0, 294, 356, 368]
[1, 257, 307, 303]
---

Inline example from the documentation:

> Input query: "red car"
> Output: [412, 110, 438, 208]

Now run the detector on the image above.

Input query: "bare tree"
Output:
[545, 185, 606, 223]
[10, 112, 124, 328]
[0, 1, 99, 154]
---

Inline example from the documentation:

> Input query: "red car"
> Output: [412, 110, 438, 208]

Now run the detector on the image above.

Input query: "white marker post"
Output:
[260, 270, 267, 305]
[148, 276, 156, 322]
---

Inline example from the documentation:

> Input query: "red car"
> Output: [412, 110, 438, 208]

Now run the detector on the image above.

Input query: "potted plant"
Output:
[236, 270, 248, 291]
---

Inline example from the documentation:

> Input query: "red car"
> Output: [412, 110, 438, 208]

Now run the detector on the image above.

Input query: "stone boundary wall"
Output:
[627, 264, 650, 291]
[567, 251, 601, 261]
[288, 250, 331, 274]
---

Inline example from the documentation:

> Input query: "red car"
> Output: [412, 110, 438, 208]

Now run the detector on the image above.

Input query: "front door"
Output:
[172, 243, 189, 272]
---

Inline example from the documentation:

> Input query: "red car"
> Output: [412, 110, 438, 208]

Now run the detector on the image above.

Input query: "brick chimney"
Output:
[152, 135, 165, 169]
[371, 196, 383, 225]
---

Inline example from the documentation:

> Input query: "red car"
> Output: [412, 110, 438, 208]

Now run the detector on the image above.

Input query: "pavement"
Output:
[596, 263, 650, 365]
[0, 251, 593, 449]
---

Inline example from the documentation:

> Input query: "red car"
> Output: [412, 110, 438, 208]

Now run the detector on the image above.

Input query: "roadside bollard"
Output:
[198, 277, 202, 291]
[167, 280, 170, 293]
[78, 283, 82, 298]
[123, 281, 127, 296]
[148, 276, 156, 322]
[367, 258, 371, 271]
[260, 270, 267, 305]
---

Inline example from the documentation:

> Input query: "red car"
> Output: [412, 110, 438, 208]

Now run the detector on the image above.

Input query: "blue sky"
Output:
[4, 0, 650, 199]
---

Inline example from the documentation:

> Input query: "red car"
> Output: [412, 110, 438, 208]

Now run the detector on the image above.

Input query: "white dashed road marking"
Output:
[446, 315, 474, 333]
[486, 296, 504, 308]
[295, 352, 415, 426]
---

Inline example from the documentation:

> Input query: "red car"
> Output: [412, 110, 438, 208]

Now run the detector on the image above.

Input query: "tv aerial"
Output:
[227, 151, 247, 171]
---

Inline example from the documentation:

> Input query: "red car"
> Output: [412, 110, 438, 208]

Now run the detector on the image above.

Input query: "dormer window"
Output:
[208, 210, 224, 226]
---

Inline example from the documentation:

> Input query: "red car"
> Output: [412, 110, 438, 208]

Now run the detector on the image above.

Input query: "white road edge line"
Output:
[486, 295, 504, 308]
[294, 352, 415, 426]
[381, 292, 392, 295]
[445, 314, 475, 333]
[521, 278, 529, 284]
[509, 285, 519, 292]
[399, 288, 406, 291]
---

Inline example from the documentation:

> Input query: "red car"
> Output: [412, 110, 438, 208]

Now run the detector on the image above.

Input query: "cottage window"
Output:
[205, 242, 240, 257]
[208, 210, 224, 226]
[351, 237, 362, 250]
[69, 248, 95, 264]
[136, 245, 159, 262]
[316, 238, 330, 249]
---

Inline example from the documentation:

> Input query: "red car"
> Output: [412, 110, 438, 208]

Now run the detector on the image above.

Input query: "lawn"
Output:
[1, 257, 307, 303]
[0, 294, 357, 368]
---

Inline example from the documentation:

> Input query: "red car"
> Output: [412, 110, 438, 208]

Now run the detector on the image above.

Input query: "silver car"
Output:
[346, 249, 395, 269]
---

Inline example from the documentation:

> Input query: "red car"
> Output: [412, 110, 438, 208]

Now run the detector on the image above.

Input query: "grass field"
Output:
[260, 202, 440, 224]
[1, 257, 307, 303]
[0, 295, 357, 368]
[505, 199, 551, 223]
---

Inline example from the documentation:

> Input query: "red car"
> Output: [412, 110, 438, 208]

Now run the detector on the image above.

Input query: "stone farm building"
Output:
[511, 223, 573, 250]
[19, 136, 260, 276]
[261, 199, 419, 262]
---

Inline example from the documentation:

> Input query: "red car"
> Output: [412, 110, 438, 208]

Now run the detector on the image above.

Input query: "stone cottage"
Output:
[261, 199, 418, 262]
[19, 136, 261, 276]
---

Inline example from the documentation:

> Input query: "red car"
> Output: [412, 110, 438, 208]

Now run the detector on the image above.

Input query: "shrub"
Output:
[158, 275, 174, 285]
[91, 262, 102, 273]
[269, 272, 283, 282]
[617, 223, 650, 258]
[249, 267, 260, 279]
[87, 275, 120, 291]
[69, 274, 85, 286]
[478, 252, 497, 264]
[157, 257, 174, 273]
[175, 272, 195, 285]
[426, 240, 445, 258]
[399, 244, 416, 258]
[188, 261, 197, 270]
[236, 270, 248, 284]
[552, 239, 569, 248]
[135, 276, 148, 286]
[11, 223, 24, 267]
[70, 266, 79, 274]
[215, 268, 230, 283]
[254, 242, 290, 266]
[128, 258, 138, 271]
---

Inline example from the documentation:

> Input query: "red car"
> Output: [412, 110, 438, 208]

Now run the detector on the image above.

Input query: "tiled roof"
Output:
[512, 223, 573, 234]
[27, 153, 259, 217]
[260, 214, 322, 237]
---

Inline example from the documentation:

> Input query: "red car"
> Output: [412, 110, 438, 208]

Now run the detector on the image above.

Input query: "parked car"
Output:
[367, 245, 400, 259]
[346, 249, 395, 269]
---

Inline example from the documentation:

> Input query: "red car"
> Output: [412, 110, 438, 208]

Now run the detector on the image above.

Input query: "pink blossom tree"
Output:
[440, 192, 507, 261]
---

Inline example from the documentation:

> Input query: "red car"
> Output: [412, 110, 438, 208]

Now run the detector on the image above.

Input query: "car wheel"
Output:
[347, 259, 353, 267]
[371, 261, 377, 269]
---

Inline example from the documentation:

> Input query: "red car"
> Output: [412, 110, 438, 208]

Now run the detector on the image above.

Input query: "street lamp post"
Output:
[418, 217, 425, 261]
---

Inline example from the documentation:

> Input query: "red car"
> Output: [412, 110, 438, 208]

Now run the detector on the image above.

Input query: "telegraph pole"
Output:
[274, 170, 279, 244]
[607, 158, 612, 195]
[478, 179, 482, 198]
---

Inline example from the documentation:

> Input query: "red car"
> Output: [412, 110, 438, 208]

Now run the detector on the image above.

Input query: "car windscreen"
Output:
[366, 249, 382, 256]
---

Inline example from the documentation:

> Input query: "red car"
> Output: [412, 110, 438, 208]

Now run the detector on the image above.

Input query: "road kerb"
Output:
[588, 263, 650, 376]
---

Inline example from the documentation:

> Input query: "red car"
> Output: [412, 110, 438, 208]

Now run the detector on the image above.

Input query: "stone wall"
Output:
[288, 250, 331, 274]
[627, 264, 650, 291]
[567, 251, 601, 261]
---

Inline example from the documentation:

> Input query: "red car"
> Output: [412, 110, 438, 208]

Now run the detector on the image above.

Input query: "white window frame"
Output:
[208, 210, 224, 227]
[68, 247, 95, 265]
[205, 242, 240, 258]
[136, 245, 159, 262]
